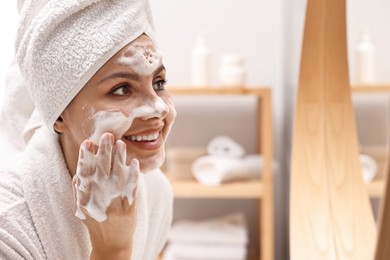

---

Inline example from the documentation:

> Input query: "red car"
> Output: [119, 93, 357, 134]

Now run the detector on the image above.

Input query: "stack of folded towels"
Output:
[163, 212, 248, 260]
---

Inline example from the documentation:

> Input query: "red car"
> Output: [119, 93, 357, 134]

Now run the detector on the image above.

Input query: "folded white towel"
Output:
[163, 242, 246, 260]
[359, 154, 378, 183]
[207, 136, 245, 158]
[192, 154, 263, 186]
[168, 212, 248, 246]
[165, 212, 248, 260]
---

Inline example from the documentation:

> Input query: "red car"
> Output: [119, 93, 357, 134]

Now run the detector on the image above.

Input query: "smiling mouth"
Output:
[124, 132, 160, 142]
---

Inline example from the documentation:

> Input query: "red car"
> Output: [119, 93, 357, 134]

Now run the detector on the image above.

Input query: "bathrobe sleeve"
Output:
[0, 167, 45, 260]
[143, 169, 173, 259]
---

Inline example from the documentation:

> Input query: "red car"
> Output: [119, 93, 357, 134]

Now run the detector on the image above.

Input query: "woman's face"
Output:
[59, 34, 176, 173]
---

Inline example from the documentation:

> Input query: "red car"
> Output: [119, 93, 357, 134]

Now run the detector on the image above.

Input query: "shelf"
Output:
[360, 146, 388, 198]
[167, 86, 270, 96]
[350, 87, 390, 199]
[351, 84, 390, 93]
[165, 86, 274, 260]
[367, 180, 385, 198]
[169, 178, 263, 199]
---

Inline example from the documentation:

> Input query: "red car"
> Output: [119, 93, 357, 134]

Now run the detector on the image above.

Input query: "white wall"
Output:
[0, 3, 18, 107]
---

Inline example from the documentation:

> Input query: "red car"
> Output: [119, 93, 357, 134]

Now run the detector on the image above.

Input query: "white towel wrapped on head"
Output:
[15, 0, 155, 132]
[1, 0, 156, 156]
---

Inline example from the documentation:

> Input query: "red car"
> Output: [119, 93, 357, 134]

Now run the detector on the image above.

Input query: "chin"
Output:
[138, 151, 165, 173]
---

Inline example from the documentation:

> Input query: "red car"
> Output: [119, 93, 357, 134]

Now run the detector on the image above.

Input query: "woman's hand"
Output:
[72, 133, 139, 259]
[86, 195, 137, 260]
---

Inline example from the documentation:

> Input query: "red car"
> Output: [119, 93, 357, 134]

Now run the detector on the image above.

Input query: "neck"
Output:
[59, 134, 78, 178]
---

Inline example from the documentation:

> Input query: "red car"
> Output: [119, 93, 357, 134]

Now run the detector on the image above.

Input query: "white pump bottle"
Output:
[355, 28, 376, 84]
[191, 30, 211, 87]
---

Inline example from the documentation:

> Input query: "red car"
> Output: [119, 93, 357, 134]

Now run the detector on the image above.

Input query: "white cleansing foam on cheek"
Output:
[74, 103, 170, 221]
[88, 110, 133, 144]
[88, 101, 169, 144]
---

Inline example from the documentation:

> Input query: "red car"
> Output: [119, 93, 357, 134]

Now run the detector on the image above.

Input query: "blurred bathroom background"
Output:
[1, 1, 390, 259]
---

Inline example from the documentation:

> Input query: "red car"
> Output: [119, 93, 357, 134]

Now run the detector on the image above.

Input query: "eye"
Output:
[110, 84, 132, 96]
[153, 79, 167, 92]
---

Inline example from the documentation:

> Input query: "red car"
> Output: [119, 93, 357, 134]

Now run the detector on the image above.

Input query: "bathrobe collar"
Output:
[20, 126, 91, 259]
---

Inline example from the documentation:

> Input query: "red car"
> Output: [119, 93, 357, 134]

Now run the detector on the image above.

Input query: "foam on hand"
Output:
[74, 100, 169, 222]
[73, 137, 140, 222]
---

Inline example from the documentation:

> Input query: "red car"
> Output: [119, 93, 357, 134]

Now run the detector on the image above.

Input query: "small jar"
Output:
[218, 54, 245, 87]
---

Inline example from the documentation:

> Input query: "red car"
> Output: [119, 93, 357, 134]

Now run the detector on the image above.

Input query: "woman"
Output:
[0, 0, 176, 259]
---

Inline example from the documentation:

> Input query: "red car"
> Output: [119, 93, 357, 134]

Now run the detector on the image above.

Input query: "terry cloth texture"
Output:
[15, 0, 155, 131]
[0, 126, 173, 259]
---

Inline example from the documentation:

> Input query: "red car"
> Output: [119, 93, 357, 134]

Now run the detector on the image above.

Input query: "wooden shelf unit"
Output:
[167, 86, 274, 260]
[169, 179, 264, 199]
[351, 83, 390, 93]
[351, 84, 390, 198]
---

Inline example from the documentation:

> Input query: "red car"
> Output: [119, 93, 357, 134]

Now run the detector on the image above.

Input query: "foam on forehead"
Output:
[116, 41, 162, 75]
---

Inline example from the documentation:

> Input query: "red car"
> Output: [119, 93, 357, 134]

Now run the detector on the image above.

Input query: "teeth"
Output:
[127, 132, 159, 142]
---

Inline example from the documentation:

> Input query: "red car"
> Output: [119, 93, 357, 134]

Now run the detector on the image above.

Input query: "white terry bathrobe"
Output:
[0, 125, 173, 260]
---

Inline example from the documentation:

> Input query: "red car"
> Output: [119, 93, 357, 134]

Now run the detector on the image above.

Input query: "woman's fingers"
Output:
[112, 140, 139, 198]
[77, 140, 96, 177]
[108, 139, 139, 214]
[96, 133, 114, 178]
[74, 140, 94, 199]
[73, 140, 96, 220]
[73, 177, 92, 220]
[112, 140, 127, 189]
[75, 133, 141, 221]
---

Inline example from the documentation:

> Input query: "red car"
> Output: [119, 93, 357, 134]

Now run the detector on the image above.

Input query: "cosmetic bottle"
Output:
[355, 28, 376, 84]
[191, 31, 211, 87]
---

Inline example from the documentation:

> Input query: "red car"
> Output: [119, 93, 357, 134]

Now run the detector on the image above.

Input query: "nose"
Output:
[135, 96, 169, 121]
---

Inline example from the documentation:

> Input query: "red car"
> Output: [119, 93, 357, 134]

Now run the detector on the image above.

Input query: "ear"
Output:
[53, 115, 67, 134]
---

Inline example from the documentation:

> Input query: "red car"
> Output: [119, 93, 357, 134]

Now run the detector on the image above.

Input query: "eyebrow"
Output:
[99, 64, 166, 84]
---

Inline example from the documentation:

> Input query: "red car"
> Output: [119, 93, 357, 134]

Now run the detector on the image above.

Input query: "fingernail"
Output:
[115, 140, 126, 151]
[100, 133, 110, 145]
